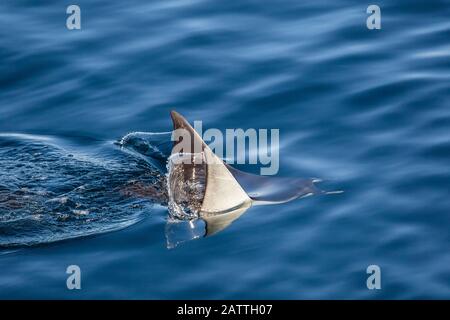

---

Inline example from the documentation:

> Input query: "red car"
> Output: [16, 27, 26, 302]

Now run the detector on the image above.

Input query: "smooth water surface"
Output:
[0, 0, 449, 298]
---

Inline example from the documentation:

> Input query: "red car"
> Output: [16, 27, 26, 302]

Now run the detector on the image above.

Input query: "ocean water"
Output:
[0, 0, 449, 299]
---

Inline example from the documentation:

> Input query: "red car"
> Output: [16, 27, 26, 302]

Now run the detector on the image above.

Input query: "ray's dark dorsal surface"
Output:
[0, 112, 332, 249]
[166, 111, 333, 243]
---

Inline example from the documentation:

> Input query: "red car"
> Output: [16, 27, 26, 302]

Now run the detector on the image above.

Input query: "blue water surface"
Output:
[0, 0, 449, 299]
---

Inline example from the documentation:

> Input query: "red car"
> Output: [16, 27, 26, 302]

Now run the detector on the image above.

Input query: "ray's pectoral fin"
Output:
[168, 111, 253, 240]
[166, 110, 340, 246]
[225, 164, 324, 204]
[169, 110, 252, 213]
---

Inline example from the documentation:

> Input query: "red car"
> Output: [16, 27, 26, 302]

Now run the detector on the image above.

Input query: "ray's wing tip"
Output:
[170, 110, 191, 131]
[170, 110, 178, 126]
[324, 190, 344, 195]
[170, 110, 180, 119]
[310, 178, 344, 196]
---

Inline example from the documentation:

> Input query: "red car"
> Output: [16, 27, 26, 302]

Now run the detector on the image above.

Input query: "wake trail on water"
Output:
[0, 133, 167, 248]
